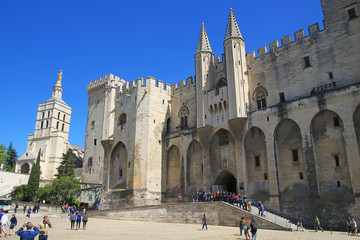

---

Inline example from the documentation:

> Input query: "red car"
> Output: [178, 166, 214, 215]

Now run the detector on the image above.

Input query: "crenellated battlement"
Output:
[118, 76, 172, 96]
[246, 22, 323, 65]
[87, 73, 123, 95]
[171, 77, 196, 95]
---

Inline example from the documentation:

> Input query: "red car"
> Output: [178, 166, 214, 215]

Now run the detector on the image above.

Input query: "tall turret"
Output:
[195, 22, 214, 126]
[223, 8, 248, 118]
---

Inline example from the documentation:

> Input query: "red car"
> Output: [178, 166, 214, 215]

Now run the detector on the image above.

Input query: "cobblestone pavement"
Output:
[0, 212, 353, 240]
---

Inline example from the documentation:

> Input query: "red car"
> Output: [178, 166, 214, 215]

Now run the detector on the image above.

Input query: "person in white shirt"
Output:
[0, 212, 9, 237]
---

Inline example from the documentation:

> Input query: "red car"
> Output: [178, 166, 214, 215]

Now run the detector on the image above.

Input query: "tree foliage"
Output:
[0, 145, 9, 170]
[55, 150, 76, 178]
[25, 150, 41, 201]
[11, 185, 28, 200]
[36, 176, 81, 204]
[5, 142, 18, 171]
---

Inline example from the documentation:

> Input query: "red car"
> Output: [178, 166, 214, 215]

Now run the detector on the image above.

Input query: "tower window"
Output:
[42, 112, 45, 119]
[41, 121, 43, 129]
[334, 155, 340, 167]
[292, 149, 299, 162]
[304, 56, 311, 68]
[128, 162, 131, 168]
[119, 169, 123, 178]
[299, 172, 304, 180]
[254, 87, 267, 110]
[118, 113, 127, 129]
[88, 157, 93, 166]
[48, 111, 50, 118]
[94, 139, 97, 146]
[333, 117, 340, 127]
[58, 112, 60, 119]
[328, 72, 333, 79]
[264, 173, 268, 180]
[179, 106, 189, 129]
[337, 181, 341, 188]
[63, 114, 66, 121]
[219, 132, 229, 146]
[279, 92, 285, 102]
[46, 121, 49, 128]
[56, 121, 59, 129]
[255, 156, 260, 167]
[348, 8, 357, 20]
[62, 123, 65, 131]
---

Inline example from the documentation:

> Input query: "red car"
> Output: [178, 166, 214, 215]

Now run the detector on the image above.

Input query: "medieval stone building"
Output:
[82, 0, 360, 225]
[16, 72, 84, 180]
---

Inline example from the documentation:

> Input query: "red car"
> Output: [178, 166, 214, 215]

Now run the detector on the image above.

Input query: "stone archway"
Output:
[214, 171, 237, 193]
[244, 127, 269, 202]
[311, 110, 352, 196]
[21, 163, 30, 174]
[166, 145, 181, 197]
[186, 140, 203, 194]
[109, 142, 128, 189]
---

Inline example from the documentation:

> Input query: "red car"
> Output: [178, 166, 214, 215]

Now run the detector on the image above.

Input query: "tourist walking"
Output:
[38, 216, 52, 240]
[9, 214, 17, 236]
[76, 212, 82, 230]
[297, 216, 304, 231]
[17, 222, 39, 240]
[243, 220, 250, 240]
[250, 218, 258, 240]
[70, 212, 76, 230]
[0, 212, 8, 237]
[239, 216, 245, 236]
[202, 213, 208, 230]
[26, 207, 32, 218]
[352, 217, 358, 235]
[82, 212, 88, 230]
[314, 215, 324, 232]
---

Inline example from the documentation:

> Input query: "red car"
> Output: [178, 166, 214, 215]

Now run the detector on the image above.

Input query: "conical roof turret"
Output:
[196, 22, 213, 54]
[225, 7, 242, 40]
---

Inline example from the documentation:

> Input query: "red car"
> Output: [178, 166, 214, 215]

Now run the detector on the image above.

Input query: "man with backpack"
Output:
[250, 219, 258, 240]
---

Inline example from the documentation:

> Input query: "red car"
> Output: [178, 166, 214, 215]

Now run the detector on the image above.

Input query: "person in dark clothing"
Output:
[9, 214, 17, 236]
[69, 212, 76, 230]
[250, 219, 258, 240]
[202, 213, 208, 230]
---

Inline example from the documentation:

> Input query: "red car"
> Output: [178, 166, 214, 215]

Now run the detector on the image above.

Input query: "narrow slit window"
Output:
[264, 173, 268, 180]
[56, 121, 59, 129]
[292, 149, 299, 162]
[62, 123, 65, 131]
[299, 172, 304, 180]
[335, 155, 340, 167]
[328, 72, 334, 79]
[94, 139, 97, 146]
[255, 156, 260, 167]
[279, 92, 285, 102]
[337, 181, 341, 188]
[333, 117, 340, 127]
[304, 56, 311, 68]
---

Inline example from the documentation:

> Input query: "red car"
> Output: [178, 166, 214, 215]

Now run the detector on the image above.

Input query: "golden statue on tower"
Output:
[57, 69, 63, 85]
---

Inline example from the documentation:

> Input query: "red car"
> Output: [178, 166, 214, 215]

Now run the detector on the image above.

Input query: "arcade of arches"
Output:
[163, 107, 360, 205]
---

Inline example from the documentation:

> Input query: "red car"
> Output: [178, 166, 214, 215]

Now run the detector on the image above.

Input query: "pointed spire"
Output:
[225, 7, 242, 40]
[196, 22, 213, 54]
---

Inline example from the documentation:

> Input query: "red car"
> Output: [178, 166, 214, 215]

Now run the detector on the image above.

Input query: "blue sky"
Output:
[0, 0, 324, 155]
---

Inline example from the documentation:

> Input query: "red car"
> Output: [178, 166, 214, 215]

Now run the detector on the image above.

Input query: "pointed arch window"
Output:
[118, 113, 127, 129]
[253, 87, 268, 110]
[178, 106, 189, 129]
[215, 78, 227, 95]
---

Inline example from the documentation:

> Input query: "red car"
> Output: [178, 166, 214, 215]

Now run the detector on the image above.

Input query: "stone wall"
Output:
[88, 202, 290, 230]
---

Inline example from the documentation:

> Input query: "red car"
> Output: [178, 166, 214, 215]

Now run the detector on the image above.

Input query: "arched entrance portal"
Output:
[214, 171, 237, 193]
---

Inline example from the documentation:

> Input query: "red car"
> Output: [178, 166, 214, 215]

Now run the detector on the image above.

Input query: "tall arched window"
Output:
[215, 78, 227, 95]
[253, 87, 268, 110]
[58, 112, 60, 119]
[63, 114, 66, 121]
[178, 106, 189, 129]
[118, 113, 127, 129]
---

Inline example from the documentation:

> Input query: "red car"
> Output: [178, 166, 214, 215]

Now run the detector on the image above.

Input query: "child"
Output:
[9, 214, 17, 236]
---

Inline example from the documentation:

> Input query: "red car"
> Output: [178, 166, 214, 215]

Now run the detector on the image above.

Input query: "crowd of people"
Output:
[239, 216, 259, 240]
[190, 191, 265, 216]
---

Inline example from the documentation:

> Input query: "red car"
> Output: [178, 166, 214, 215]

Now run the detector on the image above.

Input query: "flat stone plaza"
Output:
[1, 212, 353, 240]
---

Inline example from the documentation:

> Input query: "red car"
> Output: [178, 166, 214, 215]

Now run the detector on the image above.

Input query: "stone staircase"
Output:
[88, 201, 295, 231]
[229, 202, 297, 230]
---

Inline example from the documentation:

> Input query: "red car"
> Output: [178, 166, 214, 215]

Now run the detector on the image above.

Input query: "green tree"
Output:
[55, 150, 76, 178]
[0, 144, 9, 170]
[25, 150, 41, 201]
[11, 185, 28, 200]
[5, 142, 18, 171]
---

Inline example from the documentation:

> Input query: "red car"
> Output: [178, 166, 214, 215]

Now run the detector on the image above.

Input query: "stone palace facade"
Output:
[82, 0, 360, 225]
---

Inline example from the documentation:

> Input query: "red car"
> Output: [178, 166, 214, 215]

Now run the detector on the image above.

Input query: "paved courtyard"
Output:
[1, 212, 354, 240]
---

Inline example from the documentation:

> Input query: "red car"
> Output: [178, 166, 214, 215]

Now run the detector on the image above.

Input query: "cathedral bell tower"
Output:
[223, 8, 249, 119]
